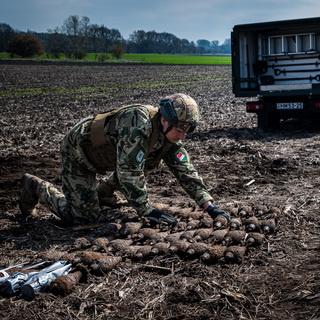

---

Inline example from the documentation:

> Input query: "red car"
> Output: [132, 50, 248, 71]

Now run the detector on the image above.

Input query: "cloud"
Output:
[2, 0, 320, 44]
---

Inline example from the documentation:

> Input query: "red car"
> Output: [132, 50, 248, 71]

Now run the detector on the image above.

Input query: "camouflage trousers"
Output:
[37, 116, 110, 225]
[38, 162, 100, 225]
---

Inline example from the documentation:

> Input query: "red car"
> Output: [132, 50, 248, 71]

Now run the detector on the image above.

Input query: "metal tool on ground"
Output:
[0, 262, 30, 284]
[20, 261, 72, 300]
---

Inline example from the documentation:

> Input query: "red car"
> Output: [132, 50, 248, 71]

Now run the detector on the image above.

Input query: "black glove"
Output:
[206, 204, 230, 221]
[146, 209, 177, 226]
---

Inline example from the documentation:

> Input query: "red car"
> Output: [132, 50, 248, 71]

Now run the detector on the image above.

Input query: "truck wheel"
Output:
[257, 113, 279, 129]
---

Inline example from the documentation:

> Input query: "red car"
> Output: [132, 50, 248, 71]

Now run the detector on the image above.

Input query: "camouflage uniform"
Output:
[37, 105, 213, 224]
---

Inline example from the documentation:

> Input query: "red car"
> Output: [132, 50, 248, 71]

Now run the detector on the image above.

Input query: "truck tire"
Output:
[257, 112, 279, 129]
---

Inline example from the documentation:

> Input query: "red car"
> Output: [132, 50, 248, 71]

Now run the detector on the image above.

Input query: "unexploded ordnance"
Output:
[151, 242, 170, 255]
[229, 217, 242, 230]
[90, 256, 122, 275]
[223, 230, 247, 246]
[91, 237, 112, 252]
[119, 222, 143, 237]
[136, 228, 161, 240]
[194, 228, 213, 241]
[224, 246, 246, 263]
[173, 221, 187, 232]
[260, 218, 276, 234]
[73, 237, 92, 250]
[186, 243, 209, 258]
[246, 232, 265, 247]
[180, 230, 195, 241]
[244, 216, 260, 232]
[201, 245, 227, 263]
[48, 271, 83, 296]
[213, 216, 228, 229]
[169, 240, 190, 255]
[211, 228, 229, 244]
[134, 245, 153, 260]
[108, 239, 133, 252]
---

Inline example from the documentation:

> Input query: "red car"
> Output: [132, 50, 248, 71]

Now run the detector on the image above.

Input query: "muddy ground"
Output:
[0, 61, 319, 320]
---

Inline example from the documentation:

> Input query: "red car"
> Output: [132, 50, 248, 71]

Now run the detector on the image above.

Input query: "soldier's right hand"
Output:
[146, 209, 177, 226]
[206, 204, 231, 222]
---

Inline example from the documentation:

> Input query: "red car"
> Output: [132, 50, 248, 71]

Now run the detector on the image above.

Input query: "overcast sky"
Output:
[1, 0, 320, 44]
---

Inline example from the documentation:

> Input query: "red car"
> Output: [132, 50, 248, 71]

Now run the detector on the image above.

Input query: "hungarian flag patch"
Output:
[177, 152, 186, 162]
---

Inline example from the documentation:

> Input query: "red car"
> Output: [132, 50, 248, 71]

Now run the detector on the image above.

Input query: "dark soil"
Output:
[0, 61, 319, 320]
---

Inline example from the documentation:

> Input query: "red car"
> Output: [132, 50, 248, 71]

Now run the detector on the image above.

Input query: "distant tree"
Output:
[6, 14, 231, 56]
[220, 38, 231, 54]
[105, 29, 123, 49]
[0, 23, 15, 52]
[80, 16, 90, 37]
[128, 30, 146, 53]
[7, 34, 45, 57]
[128, 30, 186, 54]
[48, 16, 123, 54]
[62, 15, 80, 37]
[111, 44, 124, 59]
[58, 15, 91, 52]
[46, 31, 62, 58]
[189, 41, 197, 54]
[197, 39, 211, 52]
[87, 24, 122, 53]
[211, 40, 219, 48]
[180, 38, 196, 54]
[197, 46, 205, 54]
[47, 29, 74, 58]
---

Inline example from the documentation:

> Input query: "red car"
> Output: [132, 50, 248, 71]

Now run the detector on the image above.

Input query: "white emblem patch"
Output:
[136, 150, 145, 163]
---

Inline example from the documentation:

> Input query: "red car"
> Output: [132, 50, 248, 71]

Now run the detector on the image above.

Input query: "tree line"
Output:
[0, 15, 231, 58]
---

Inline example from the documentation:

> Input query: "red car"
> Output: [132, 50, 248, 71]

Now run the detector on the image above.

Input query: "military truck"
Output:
[231, 17, 320, 128]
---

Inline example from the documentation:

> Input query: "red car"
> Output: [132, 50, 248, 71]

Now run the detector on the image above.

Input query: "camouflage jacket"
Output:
[60, 105, 213, 216]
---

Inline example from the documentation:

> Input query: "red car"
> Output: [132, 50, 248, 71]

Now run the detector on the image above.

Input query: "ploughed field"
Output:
[0, 61, 319, 320]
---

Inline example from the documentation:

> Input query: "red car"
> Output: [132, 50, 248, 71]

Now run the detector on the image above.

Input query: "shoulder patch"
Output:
[136, 150, 145, 163]
[177, 152, 187, 162]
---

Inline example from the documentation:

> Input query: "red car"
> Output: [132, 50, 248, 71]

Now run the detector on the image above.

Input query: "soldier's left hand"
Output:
[146, 209, 177, 226]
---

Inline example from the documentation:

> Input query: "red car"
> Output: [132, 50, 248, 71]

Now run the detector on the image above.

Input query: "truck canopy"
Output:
[231, 17, 320, 97]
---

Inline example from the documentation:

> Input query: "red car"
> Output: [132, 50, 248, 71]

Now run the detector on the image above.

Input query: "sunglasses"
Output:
[176, 121, 198, 133]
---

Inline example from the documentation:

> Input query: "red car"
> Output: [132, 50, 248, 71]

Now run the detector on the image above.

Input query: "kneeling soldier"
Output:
[19, 93, 230, 226]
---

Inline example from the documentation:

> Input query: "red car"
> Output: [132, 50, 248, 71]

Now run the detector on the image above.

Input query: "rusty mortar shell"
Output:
[223, 230, 247, 246]
[230, 217, 242, 230]
[260, 218, 276, 234]
[134, 245, 153, 260]
[211, 228, 229, 244]
[213, 216, 228, 229]
[244, 216, 260, 232]
[194, 228, 213, 241]
[186, 243, 209, 258]
[119, 222, 143, 237]
[168, 240, 190, 255]
[48, 271, 83, 296]
[91, 256, 122, 275]
[151, 242, 170, 255]
[201, 245, 227, 263]
[246, 232, 265, 247]
[224, 246, 246, 263]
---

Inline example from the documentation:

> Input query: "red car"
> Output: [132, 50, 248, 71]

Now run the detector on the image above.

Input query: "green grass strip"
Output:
[0, 53, 231, 65]
[122, 54, 231, 65]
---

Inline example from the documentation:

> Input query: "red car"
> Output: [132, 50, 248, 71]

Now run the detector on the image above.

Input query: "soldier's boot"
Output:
[19, 173, 44, 217]
[97, 182, 128, 208]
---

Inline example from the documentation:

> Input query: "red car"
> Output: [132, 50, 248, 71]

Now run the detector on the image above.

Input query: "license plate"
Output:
[276, 102, 303, 110]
